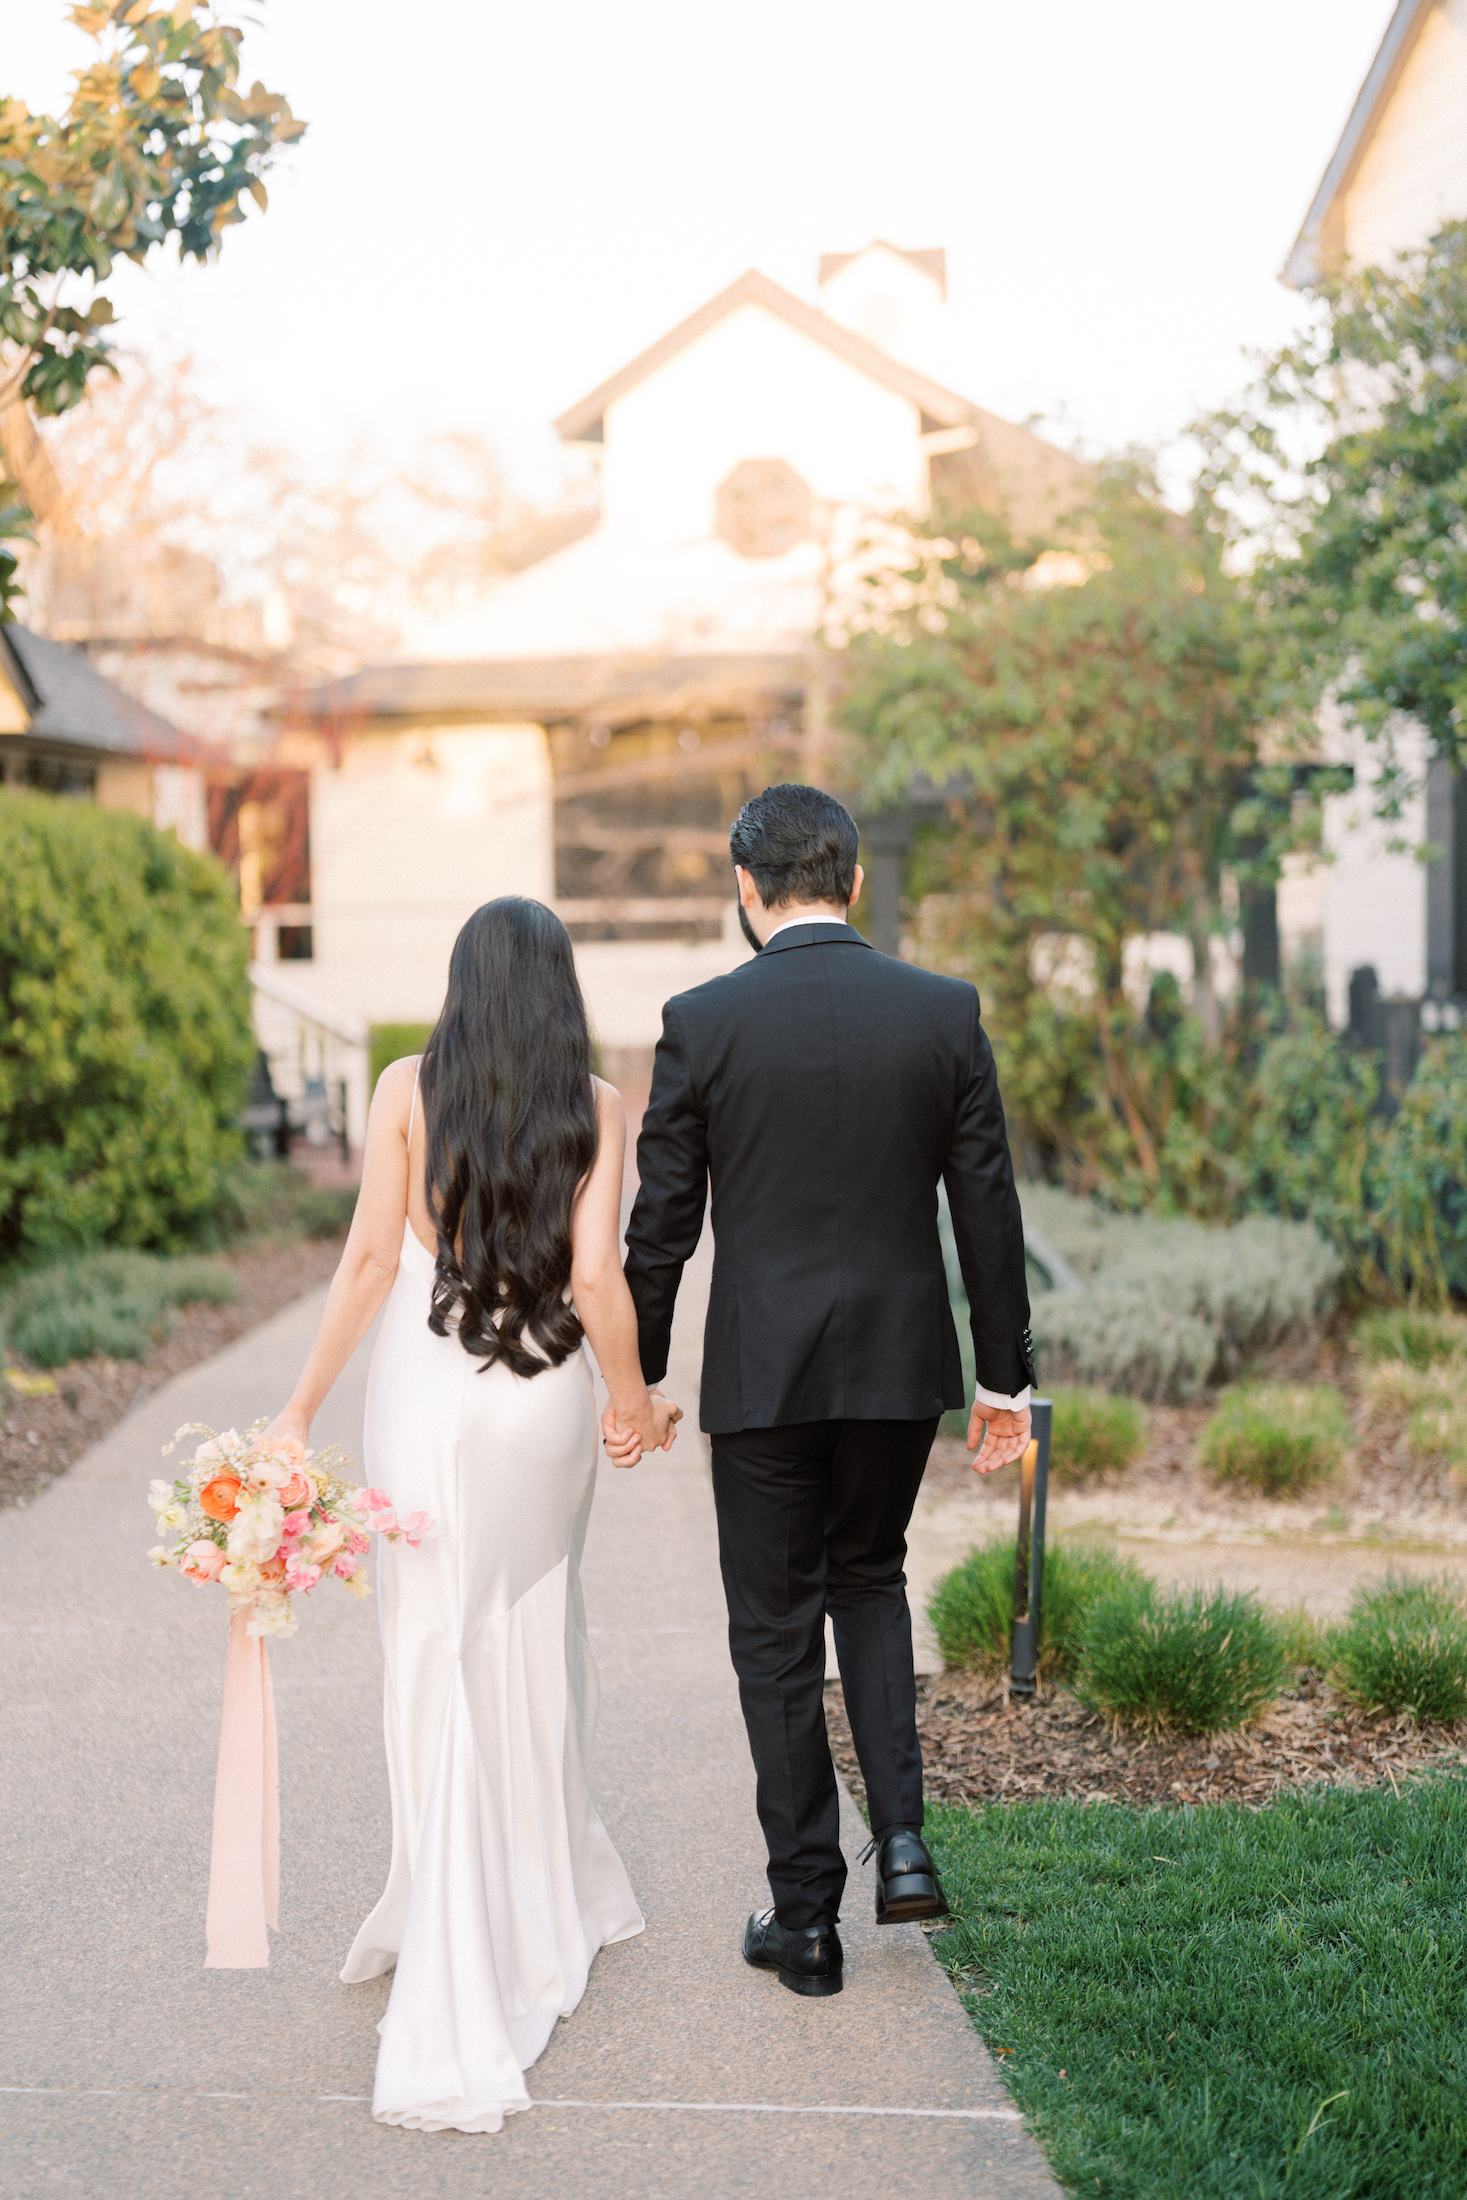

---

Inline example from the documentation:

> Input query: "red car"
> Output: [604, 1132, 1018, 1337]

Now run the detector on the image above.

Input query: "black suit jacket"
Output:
[623, 922, 1033, 1434]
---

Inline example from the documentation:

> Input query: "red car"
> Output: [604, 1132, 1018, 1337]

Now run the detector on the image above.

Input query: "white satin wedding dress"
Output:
[340, 1215, 644, 2134]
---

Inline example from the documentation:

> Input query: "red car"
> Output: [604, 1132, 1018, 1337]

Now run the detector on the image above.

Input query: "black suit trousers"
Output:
[709, 1416, 939, 1931]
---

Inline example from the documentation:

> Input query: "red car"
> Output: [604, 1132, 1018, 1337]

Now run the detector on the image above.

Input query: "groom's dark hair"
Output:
[728, 783, 860, 909]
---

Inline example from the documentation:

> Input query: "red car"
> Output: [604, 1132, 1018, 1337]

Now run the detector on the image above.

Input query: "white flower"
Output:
[147, 1478, 176, 1517]
[246, 1594, 297, 1639]
[227, 1492, 284, 1561]
[155, 1501, 188, 1532]
[148, 1545, 175, 1568]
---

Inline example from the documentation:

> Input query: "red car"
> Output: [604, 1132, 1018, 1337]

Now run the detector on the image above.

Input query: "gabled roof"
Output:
[553, 268, 982, 444]
[1283, 0, 1438, 287]
[0, 624, 188, 760]
[818, 242, 948, 298]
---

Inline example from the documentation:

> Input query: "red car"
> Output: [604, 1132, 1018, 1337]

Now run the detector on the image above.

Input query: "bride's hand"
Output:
[600, 1392, 683, 1468]
[601, 1403, 643, 1467]
[261, 1403, 311, 1454]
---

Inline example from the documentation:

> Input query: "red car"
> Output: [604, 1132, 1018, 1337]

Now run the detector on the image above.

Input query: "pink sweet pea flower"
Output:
[280, 1509, 312, 1542]
[285, 1554, 322, 1594]
[347, 1529, 370, 1554]
[333, 1553, 361, 1582]
[394, 1510, 435, 1548]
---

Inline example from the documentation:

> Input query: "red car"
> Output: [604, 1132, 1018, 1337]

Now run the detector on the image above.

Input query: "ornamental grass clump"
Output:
[1198, 1382, 1351, 1495]
[1331, 1572, 1467, 1721]
[927, 1536, 1150, 1679]
[1355, 1307, 1467, 1370]
[1049, 1387, 1149, 1479]
[1075, 1583, 1287, 1733]
[0, 1252, 238, 1369]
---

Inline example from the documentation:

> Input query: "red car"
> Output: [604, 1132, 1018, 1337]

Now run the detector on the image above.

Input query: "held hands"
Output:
[601, 1389, 683, 1468]
[967, 1401, 1032, 1475]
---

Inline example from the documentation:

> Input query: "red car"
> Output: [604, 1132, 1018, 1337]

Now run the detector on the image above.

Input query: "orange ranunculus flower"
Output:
[200, 1473, 243, 1523]
[277, 1470, 313, 1511]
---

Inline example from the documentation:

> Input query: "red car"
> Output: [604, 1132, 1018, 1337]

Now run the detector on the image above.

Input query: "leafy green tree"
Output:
[1200, 220, 1467, 815]
[0, 793, 255, 1255]
[0, 1, 304, 613]
[842, 471, 1295, 1207]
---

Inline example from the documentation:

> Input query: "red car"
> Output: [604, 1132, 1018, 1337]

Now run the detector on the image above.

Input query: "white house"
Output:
[1280, 0, 1467, 1029]
[274, 246, 1087, 1110]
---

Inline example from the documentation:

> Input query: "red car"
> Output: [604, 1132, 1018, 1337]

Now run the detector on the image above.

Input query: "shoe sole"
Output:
[744, 1949, 844, 1997]
[876, 1883, 951, 1926]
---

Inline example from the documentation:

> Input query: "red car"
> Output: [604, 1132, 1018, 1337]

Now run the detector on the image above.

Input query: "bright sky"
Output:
[5, 0, 1396, 493]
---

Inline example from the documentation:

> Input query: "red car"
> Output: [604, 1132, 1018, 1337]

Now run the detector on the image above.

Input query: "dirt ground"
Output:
[0, 1236, 345, 1511]
[825, 1669, 1467, 1812]
[904, 1336, 1467, 1668]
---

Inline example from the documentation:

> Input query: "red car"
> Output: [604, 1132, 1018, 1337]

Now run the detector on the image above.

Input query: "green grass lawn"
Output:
[925, 1779, 1467, 2199]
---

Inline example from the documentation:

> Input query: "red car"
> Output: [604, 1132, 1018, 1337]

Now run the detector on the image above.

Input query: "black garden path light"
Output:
[1010, 1397, 1053, 1700]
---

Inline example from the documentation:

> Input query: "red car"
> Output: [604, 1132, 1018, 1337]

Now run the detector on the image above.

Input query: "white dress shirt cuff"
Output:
[971, 1382, 1032, 1414]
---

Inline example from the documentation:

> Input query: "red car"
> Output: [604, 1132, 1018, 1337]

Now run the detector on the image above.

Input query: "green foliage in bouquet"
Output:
[0, 1249, 237, 1366]
[927, 1535, 1150, 1680]
[1331, 1573, 1467, 1723]
[0, 794, 255, 1256]
[1075, 1582, 1287, 1733]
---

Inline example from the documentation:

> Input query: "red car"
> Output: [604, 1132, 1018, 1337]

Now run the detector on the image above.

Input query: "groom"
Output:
[618, 783, 1033, 1998]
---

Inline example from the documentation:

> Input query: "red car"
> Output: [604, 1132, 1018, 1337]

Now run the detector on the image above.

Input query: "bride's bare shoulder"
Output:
[590, 1073, 625, 1124]
[370, 1052, 422, 1124]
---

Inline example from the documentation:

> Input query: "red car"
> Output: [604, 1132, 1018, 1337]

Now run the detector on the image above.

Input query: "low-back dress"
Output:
[340, 1073, 644, 2133]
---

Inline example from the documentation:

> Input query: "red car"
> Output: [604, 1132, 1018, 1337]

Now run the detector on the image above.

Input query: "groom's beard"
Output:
[736, 900, 764, 954]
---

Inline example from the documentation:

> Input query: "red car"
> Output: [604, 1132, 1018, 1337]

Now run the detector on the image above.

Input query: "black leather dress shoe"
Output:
[866, 1828, 950, 1925]
[742, 1909, 844, 1996]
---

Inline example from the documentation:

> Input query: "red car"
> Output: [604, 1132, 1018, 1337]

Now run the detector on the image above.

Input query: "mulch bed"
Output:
[825, 1670, 1467, 1812]
[0, 1236, 346, 1512]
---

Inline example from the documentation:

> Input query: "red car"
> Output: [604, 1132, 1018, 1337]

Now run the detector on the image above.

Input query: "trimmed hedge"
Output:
[369, 1022, 433, 1094]
[0, 794, 254, 1256]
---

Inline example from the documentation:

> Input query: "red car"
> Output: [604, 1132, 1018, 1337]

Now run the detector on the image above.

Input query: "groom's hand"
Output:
[967, 1402, 1032, 1474]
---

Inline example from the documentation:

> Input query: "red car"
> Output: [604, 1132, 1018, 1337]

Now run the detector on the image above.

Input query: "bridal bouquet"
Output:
[148, 1421, 434, 1638]
[147, 1422, 436, 1972]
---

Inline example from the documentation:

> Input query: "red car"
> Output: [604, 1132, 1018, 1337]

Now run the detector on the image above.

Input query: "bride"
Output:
[265, 895, 680, 2133]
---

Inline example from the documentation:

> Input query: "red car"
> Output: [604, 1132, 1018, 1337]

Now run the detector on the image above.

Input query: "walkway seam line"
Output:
[0, 2086, 1021, 2121]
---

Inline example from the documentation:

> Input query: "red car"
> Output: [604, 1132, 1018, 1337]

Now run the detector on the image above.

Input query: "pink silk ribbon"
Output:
[204, 1609, 280, 1967]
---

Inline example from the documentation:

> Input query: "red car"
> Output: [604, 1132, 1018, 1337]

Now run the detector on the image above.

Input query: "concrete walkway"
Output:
[0, 1223, 1059, 2200]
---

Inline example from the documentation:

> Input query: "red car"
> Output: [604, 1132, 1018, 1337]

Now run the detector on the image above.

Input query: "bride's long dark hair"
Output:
[420, 897, 598, 1376]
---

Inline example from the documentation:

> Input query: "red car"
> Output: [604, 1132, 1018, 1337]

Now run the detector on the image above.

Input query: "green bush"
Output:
[369, 1022, 433, 1094]
[1356, 1307, 1467, 1370]
[0, 795, 254, 1257]
[217, 1161, 356, 1243]
[0, 1250, 239, 1367]
[1369, 1036, 1467, 1304]
[1075, 1582, 1287, 1732]
[1331, 1572, 1467, 1721]
[927, 1535, 1151, 1679]
[1198, 1382, 1351, 1495]
[1022, 1188, 1343, 1402]
[1049, 1386, 1148, 1478]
